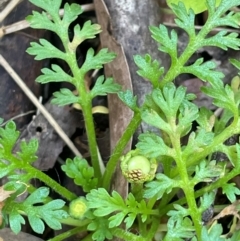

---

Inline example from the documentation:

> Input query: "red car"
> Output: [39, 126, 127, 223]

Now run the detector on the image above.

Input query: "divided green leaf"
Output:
[17, 139, 38, 164]
[90, 76, 121, 98]
[201, 79, 237, 112]
[137, 132, 173, 158]
[27, 39, 66, 60]
[201, 31, 240, 50]
[150, 25, 178, 61]
[62, 3, 82, 27]
[144, 173, 177, 200]
[87, 217, 113, 241]
[171, 1, 195, 37]
[118, 90, 138, 111]
[193, 160, 221, 184]
[181, 59, 224, 83]
[165, 217, 195, 240]
[36, 64, 73, 84]
[0, 121, 19, 155]
[152, 83, 187, 119]
[6, 187, 68, 234]
[200, 224, 225, 241]
[81, 48, 116, 74]
[199, 192, 216, 212]
[134, 54, 164, 87]
[61, 157, 98, 192]
[167, 204, 189, 222]
[86, 188, 151, 230]
[28, 0, 61, 18]
[222, 183, 240, 203]
[52, 88, 80, 106]
[73, 21, 102, 45]
[26, 11, 56, 32]
[141, 109, 171, 134]
[167, 0, 221, 14]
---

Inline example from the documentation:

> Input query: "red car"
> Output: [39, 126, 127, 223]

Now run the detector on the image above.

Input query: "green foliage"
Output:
[4, 187, 68, 234]
[199, 224, 225, 241]
[144, 173, 178, 199]
[0, 121, 19, 155]
[80, 48, 116, 74]
[87, 216, 113, 241]
[192, 161, 222, 184]
[222, 183, 240, 203]
[86, 188, 153, 230]
[136, 132, 173, 158]
[164, 217, 195, 240]
[16, 139, 38, 163]
[166, 0, 221, 14]
[52, 88, 80, 106]
[134, 54, 164, 88]
[2, 0, 240, 240]
[150, 25, 178, 61]
[90, 76, 121, 98]
[61, 157, 98, 192]
[36, 64, 73, 84]
[118, 90, 138, 111]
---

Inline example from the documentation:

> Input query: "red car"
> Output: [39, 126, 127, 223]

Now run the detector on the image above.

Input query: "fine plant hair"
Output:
[1, 0, 240, 240]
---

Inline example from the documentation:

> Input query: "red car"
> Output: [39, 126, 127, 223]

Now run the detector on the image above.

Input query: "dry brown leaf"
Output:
[209, 200, 240, 225]
[0, 186, 14, 227]
[94, 0, 133, 198]
[0, 186, 15, 202]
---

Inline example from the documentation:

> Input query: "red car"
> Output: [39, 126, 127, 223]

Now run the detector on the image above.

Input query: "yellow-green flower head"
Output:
[69, 197, 88, 220]
[120, 150, 157, 184]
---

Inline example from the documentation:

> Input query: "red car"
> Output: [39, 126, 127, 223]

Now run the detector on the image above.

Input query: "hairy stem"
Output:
[112, 228, 146, 241]
[170, 128, 202, 239]
[24, 165, 77, 201]
[101, 111, 141, 190]
[171, 111, 239, 178]
[160, 164, 240, 217]
[47, 226, 87, 241]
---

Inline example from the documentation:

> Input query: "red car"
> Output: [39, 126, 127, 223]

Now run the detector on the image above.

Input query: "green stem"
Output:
[68, 55, 102, 179]
[59, 19, 102, 180]
[80, 234, 93, 241]
[24, 165, 77, 201]
[102, 111, 142, 190]
[160, 164, 240, 217]
[112, 228, 146, 241]
[47, 226, 87, 241]
[170, 130, 202, 240]
[145, 218, 161, 241]
[60, 217, 90, 227]
[159, 11, 223, 88]
[81, 95, 102, 179]
[171, 113, 239, 178]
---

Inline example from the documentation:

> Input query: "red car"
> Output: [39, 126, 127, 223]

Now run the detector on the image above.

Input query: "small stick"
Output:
[0, 110, 36, 127]
[0, 3, 95, 37]
[0, 54, 82, 158]
[0, 0, 22, 23]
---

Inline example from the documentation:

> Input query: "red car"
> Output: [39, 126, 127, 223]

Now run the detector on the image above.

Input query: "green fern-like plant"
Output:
[2, 0, 240, 240]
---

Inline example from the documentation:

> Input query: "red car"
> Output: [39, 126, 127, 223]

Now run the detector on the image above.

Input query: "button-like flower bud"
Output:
[69, 197, 88, 220]
[120, 150, 157, 183]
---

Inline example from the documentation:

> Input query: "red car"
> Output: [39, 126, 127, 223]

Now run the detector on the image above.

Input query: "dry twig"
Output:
[0, 3, 95, 38]
[0, 54, 82, 158]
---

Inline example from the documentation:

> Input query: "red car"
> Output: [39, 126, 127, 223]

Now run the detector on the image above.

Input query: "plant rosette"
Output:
[120, 150, 157, 184]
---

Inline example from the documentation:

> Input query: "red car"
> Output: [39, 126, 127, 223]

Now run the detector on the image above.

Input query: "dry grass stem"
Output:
[0, 0, 22, 23]
[0, 3, 95, 38]
[0, 54, 82, 158]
